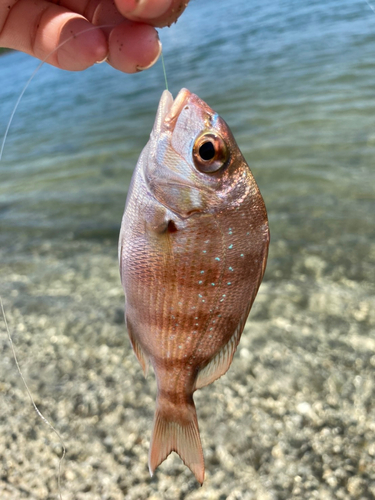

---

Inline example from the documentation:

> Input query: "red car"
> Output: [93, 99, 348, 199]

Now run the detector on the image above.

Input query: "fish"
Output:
[118, 88, 269, 484]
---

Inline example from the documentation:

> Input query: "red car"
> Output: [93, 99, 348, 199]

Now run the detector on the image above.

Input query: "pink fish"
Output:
[119, 89, 269, 484]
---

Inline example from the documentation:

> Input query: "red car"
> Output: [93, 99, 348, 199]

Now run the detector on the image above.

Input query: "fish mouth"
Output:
[152, 88, 192, 136]
[156, 88, 192, 132]
[166, 88, 191, 123]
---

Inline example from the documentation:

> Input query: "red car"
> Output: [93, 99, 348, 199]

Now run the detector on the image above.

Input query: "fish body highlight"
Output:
[119, 89, 269, 484]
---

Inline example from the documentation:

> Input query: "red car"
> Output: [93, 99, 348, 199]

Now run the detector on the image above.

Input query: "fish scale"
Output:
[119, 88, 269, 483]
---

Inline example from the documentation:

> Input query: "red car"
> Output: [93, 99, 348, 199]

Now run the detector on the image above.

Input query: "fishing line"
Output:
[0, 296, 66, 500]
[160, 49, 169, 91]
[1, 21, 168, 498]
[0, 24, 118, 500]
[0, 25, 168, 163]
[365, 0, 375, 14]
[0, 24, 115, 165]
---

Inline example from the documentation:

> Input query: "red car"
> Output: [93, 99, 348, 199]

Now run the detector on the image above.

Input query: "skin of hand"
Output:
[0, 0, 189, 73]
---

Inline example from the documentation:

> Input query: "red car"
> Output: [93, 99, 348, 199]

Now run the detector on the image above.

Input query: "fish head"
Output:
[144, 88, 255, 218]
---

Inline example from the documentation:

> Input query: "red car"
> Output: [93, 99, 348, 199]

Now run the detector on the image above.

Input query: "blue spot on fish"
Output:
[211, 113, 219, 126]
[211, 283, 215, 286]
[215, 257, 220, 261]
[227, 282, 232, 285]
[229, 267, 233, 271]
[203, 250, 206, 253]
[199, 281, 203, 284]
[228, 244, 233, 249]
[200, 270, 204, 274]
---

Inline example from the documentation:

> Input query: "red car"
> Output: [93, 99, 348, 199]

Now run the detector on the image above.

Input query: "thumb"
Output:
[114, 0, 190, 27]
[0, 0, 108, 70]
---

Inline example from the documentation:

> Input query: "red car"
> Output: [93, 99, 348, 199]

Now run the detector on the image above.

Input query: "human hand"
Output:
[0, 0, 189, 73]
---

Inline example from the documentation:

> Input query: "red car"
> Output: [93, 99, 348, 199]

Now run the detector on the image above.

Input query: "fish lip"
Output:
[164, 88, 192, 129]
[152, 89, 191, 136]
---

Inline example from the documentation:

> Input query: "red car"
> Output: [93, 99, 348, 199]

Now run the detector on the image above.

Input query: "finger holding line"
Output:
[0, 0, 187, 72]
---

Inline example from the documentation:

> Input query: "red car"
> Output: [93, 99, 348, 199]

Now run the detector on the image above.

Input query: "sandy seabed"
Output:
[1, 237, 375, 500]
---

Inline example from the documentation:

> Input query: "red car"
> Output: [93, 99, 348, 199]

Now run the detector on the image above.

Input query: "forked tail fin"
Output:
[148, 398, 205, 484]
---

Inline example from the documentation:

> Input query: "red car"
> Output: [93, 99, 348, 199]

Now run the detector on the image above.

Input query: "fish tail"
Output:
[148, 396, 205, 485]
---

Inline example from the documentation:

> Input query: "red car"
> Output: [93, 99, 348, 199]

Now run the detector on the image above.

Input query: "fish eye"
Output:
[199, 141, 215, 161]
[193, 133, 228, 173]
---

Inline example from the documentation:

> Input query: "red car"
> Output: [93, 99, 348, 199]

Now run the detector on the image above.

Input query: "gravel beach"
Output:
[1, 233, 374, 500]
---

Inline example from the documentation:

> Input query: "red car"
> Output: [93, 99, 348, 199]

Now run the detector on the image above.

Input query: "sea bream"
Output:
[118, 88, 269, 484]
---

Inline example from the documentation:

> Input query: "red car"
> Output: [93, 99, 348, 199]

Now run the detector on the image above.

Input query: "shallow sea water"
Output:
[0, 0, 375, 499]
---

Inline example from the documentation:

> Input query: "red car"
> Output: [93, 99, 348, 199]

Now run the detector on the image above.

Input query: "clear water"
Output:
[0, 0, 375, 496]
[0, 0, 374, 283]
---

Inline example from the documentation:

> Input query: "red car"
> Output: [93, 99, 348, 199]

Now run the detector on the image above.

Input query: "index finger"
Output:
[0, 0, 108, 70]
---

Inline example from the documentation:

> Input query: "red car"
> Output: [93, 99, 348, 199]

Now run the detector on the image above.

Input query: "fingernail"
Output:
[124, 0, 172, 19]
[136, 40, 162, 71]
[131, 0, 146, 14]
[121, 0, 145, 15]
[95, 55, 108, 64]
